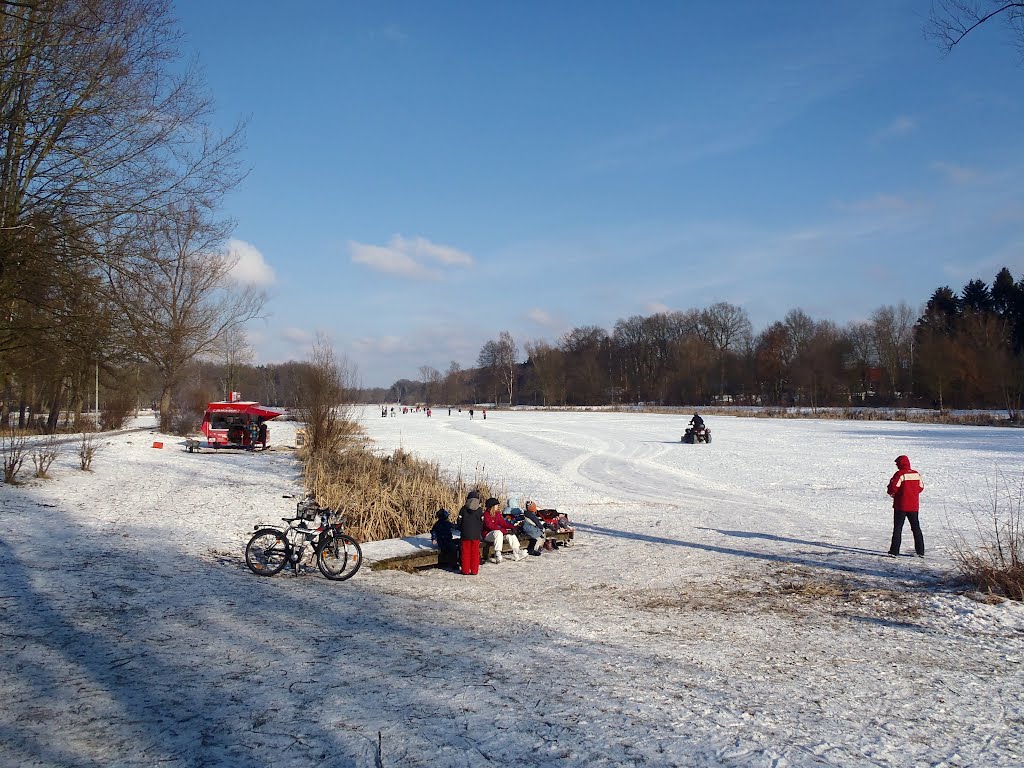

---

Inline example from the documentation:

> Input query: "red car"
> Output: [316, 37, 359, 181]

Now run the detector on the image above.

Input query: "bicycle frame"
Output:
[245, 496, 362, 580]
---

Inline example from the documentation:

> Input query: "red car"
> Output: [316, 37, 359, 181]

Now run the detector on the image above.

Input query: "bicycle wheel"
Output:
[317, 531, 362, 581]
[245, 528, 288, 576]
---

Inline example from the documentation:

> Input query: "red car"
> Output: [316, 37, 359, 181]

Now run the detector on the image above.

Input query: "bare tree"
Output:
[560, 326, 610, 405]
[477, 331, 518, 406]
[496, 331, 518, 406]
[870, 303, 916, 400]
[843, 320, 879, 401]
[215, 325, 254, 400]
[418, 365, 441, 405]
[106, 204, 265, 431]
[696, 302, 752, 397]
[524, 339, 565, 406]
[0, 0, 245, 417]
[443, 361, 462, 405]
[927, 1, 1024, 57]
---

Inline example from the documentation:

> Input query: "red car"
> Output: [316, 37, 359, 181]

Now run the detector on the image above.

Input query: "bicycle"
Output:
[245, 496, 362, 581]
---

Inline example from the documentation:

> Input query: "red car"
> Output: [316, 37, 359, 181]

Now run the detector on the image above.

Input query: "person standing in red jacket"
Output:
[887, 454, 925, 558]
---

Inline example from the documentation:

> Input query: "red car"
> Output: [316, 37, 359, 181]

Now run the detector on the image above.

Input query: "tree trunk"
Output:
[159, 384, 173, 433]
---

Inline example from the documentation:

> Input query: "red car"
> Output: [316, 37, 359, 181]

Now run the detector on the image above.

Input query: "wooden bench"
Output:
[369, 530, 574, 572]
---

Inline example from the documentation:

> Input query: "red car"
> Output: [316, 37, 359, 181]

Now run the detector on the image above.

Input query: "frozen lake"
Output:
[1, 409, 1022, 766]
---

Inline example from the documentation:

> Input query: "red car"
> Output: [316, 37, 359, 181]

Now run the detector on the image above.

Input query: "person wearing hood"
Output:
[887, 454, 925, 558]
[457, 491, 485, 575]
[521, 500, 548, 556]
[430, 509, 459, 568]
[483, 497, 523, 563]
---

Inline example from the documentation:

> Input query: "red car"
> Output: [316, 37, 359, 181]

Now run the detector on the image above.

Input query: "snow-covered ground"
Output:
[2, 408, 1023, 767]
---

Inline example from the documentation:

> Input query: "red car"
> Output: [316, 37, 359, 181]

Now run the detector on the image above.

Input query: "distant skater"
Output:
[887, 454, 924, 558]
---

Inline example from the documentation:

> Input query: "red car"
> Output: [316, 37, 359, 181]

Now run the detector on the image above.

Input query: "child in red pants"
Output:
[457, 491, 484, 575]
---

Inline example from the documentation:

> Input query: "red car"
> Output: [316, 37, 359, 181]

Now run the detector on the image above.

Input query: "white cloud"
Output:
[349, 235, 473, 279]
[833, 194, 916, 214]
[381, 25, 408, 42]
[873, 115, 916, 143]
[930, 161, 982, 185]
[526, 307, 556, 327]
[645, 302, 671, 315]
[280, 327, 312, 345]
[227, 239, 276, 286]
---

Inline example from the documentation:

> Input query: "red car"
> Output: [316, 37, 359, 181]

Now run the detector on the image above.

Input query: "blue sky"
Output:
[173, 1, 1024, 388]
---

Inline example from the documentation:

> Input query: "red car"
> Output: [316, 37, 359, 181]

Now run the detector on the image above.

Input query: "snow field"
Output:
[1, 409, 1023, 766]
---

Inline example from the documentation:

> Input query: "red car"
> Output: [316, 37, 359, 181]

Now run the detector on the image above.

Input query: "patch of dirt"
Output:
[602, 565, 927, 621]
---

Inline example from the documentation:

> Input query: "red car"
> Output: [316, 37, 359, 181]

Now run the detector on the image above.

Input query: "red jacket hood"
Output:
[895, 455, 911, 471]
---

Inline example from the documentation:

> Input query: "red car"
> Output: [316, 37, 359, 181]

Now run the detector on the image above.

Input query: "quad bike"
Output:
[682, 425, 712, 444]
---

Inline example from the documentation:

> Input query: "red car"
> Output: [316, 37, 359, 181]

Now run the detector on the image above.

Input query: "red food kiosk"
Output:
[201, 399, 283, 449]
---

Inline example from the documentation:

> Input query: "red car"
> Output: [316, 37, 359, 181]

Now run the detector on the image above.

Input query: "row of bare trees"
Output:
[0, 0, 263, 433]
[362, 268, 1024, 414]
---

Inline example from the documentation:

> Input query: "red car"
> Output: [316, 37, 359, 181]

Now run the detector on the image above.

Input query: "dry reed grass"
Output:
[948, 473, 1024, 601]
[303, 430, 498, 543]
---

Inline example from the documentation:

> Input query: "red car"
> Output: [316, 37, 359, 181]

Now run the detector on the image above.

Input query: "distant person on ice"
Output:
[887, 454, 924, 558]
[689, 413, 704, 431]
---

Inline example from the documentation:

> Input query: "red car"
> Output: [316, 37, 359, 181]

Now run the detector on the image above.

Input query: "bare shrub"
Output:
[170, 379, 218, 436]
[295, 335, 359, 462]
[948, 473, 1024, 601]
[31, 436, 60, 478]
[79, 433, 99, 471]
[100, 390, 136, 431]
[2, 428, 28, 484]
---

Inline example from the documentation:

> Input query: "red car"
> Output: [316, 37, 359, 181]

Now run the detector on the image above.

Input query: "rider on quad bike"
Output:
[683, 413, 711, 444]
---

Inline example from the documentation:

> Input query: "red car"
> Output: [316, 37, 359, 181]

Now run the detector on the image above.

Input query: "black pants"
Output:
[890, 511, 924, 556]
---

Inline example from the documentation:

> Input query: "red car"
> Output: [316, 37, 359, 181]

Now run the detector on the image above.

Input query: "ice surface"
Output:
[2, 408, 1022, 766]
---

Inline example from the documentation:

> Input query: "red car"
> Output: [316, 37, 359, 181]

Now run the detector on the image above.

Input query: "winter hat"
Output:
[485, 497, 500, 509]
[467, 490, 481, 500]
[436, 509, 449, 520]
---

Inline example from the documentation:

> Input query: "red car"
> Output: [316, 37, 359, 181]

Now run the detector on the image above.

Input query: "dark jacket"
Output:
[458, 504, 484, 541]
[887, 455, 924, 512]
[431, 518, 455, 545]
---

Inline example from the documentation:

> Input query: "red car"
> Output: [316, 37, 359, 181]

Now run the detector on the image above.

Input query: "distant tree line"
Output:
[365, 267, 1024, 418]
